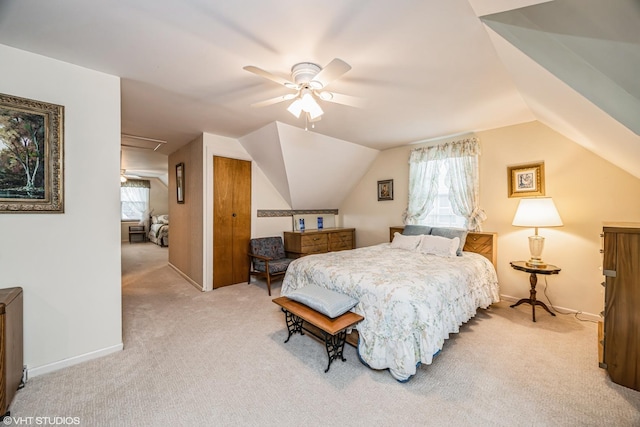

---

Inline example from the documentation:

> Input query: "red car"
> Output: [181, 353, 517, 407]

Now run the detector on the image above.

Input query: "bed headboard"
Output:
[389, 226, 497, 270]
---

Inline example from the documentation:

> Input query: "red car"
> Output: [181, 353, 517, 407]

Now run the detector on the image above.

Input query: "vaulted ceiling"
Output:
[0, 0, 638, 179]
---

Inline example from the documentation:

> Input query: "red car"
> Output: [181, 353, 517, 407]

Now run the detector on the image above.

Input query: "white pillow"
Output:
[390, 232, 422, 251]
[418, 235, 460, 258]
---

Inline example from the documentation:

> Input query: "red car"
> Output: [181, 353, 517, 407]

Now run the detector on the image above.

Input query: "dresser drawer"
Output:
[463, 233, 493, 253]
[329, 231, 354, 251]
[300, 234, 328, 254]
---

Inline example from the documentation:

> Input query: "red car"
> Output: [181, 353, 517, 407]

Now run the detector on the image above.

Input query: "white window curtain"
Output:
[403, 138, 486, 231]
[121, 179, 150, 221]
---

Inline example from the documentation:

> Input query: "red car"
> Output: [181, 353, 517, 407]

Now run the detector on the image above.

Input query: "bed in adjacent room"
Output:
[280, 226, 499, 382]
[148, 214, 169, 247]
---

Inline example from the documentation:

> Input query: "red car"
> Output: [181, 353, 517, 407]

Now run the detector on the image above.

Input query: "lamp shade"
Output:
[512, 197, 563, 228]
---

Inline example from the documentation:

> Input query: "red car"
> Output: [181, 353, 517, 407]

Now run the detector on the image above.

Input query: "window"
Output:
[404, 138, 485, 231]
[121, 180, 150, 221]
[421, 163, 466, 228]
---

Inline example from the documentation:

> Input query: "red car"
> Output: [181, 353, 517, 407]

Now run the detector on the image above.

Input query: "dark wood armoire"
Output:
[213, 156, 251, 289]
[601, 223, 640, 391]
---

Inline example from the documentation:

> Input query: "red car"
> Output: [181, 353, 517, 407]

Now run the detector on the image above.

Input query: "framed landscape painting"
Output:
[0, 93, 64, 213]
[507, 162, 545, 198]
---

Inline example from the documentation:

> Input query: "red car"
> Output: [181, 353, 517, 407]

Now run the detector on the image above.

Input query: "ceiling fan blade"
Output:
[243, 65, 296, 87]
[250, 94, 297, 108]
[322, 92, 366, 108]
[312, 58, 351, 88]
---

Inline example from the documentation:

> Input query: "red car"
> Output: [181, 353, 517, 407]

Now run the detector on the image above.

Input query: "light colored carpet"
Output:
[8, 243, 640, 426]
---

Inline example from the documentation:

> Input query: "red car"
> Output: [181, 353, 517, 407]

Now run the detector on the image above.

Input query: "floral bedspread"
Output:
[280, 243, 499, 381]
[148, 223, 168, 246]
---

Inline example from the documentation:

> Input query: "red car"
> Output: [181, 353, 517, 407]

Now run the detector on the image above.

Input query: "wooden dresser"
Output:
[284, 228, 355, 258]
[0, 287, 23, 417]
[601, 223, 640, 391]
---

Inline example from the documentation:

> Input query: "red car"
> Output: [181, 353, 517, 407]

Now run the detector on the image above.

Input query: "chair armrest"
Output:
[247, 252, 274, 262]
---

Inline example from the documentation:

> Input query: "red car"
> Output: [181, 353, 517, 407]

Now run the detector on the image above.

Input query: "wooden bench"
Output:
[272, 296, 364, 372]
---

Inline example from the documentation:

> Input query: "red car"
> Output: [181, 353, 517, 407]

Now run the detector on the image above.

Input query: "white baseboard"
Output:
[499, 294, 600, 322]
[27, 343, 123, 378]
[168, 262, 205, 292]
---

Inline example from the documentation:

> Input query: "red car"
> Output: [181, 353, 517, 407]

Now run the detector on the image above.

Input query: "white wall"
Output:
[340, 121, 640, 318]
[0, 44, 122, 375]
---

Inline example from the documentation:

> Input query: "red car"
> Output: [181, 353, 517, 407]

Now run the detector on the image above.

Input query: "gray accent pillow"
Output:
[402, 225, 432, 236]
[430, 227, 469, 256]
[287, 284, 358, 318]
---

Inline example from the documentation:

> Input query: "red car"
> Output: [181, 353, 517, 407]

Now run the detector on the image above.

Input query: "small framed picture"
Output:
[507, 162, 545, 198]
[378, 179, 393, 201]
[176, 162, 185, 203]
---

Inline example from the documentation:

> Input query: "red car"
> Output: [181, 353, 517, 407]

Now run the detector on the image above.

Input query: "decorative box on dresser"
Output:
[284, 228, 355, 258]
[0, 287, 23, 418]
[601, 223, 640, 392]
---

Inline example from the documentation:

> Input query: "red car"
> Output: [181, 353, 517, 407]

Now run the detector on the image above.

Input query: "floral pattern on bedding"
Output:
[148, 223, 169, 246]
[280, 243, 499, 381]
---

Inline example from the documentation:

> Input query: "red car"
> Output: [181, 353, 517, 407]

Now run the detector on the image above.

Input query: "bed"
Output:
[280, 226, 499, 382]
[148, 214, 169, 247]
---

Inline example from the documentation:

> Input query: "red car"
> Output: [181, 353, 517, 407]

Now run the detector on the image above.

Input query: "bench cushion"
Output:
[287, 284, 358, 318]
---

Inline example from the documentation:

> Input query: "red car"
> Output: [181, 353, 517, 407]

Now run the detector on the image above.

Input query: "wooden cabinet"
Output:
[284, 228, 355, 258]
[213, 156, 251, 288]
[601, 223, 640, 391]
[1, 287, 23, 417]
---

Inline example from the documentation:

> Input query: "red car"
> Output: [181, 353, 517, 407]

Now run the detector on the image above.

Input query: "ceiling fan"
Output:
[243, 58, 363, 127]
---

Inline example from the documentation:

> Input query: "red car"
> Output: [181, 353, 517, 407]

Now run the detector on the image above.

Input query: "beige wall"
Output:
[168, 135, 205, 287]
[341, 121, 640, 317]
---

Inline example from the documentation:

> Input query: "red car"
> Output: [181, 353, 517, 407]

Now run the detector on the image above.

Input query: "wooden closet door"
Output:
[213, 156, 251, 288]
[231, 159, 251, 284]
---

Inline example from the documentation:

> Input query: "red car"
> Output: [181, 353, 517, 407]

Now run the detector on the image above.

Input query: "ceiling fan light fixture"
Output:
[308, 107, 323, 120]
[300, 91, 323, 119]
[287, 99, 303, 118]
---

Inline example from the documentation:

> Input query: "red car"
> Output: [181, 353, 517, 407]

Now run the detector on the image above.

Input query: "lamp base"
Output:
[526, 259, 547, 268]
[527, 235, 547, 268]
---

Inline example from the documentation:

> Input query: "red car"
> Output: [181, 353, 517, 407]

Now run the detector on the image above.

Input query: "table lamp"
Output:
[512, 197, 563, 268]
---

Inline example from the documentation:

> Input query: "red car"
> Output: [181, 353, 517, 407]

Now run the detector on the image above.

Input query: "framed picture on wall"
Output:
[0, 93, 64, 213]
[378, 179, 393, 201]
[507, 162, 545, 198]
[176, 162, 185, 203]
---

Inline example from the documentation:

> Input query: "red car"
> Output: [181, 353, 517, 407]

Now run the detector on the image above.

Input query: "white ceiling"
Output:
[0, 0, 638, 178]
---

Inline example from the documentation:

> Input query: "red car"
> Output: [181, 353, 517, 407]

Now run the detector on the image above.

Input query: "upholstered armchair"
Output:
[247, 236, 294, 296]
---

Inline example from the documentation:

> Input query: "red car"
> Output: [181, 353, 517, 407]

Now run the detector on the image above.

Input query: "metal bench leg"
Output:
[323, 330, 347, 373]
[283, 309, 304, 343]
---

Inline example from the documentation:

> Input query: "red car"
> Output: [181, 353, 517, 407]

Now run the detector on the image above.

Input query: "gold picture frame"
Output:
[0, 93, 64, 213]
[507, 162, 545, 198]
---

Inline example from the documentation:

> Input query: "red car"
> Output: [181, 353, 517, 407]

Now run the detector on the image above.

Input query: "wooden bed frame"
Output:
[389, 226, 497, 270]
